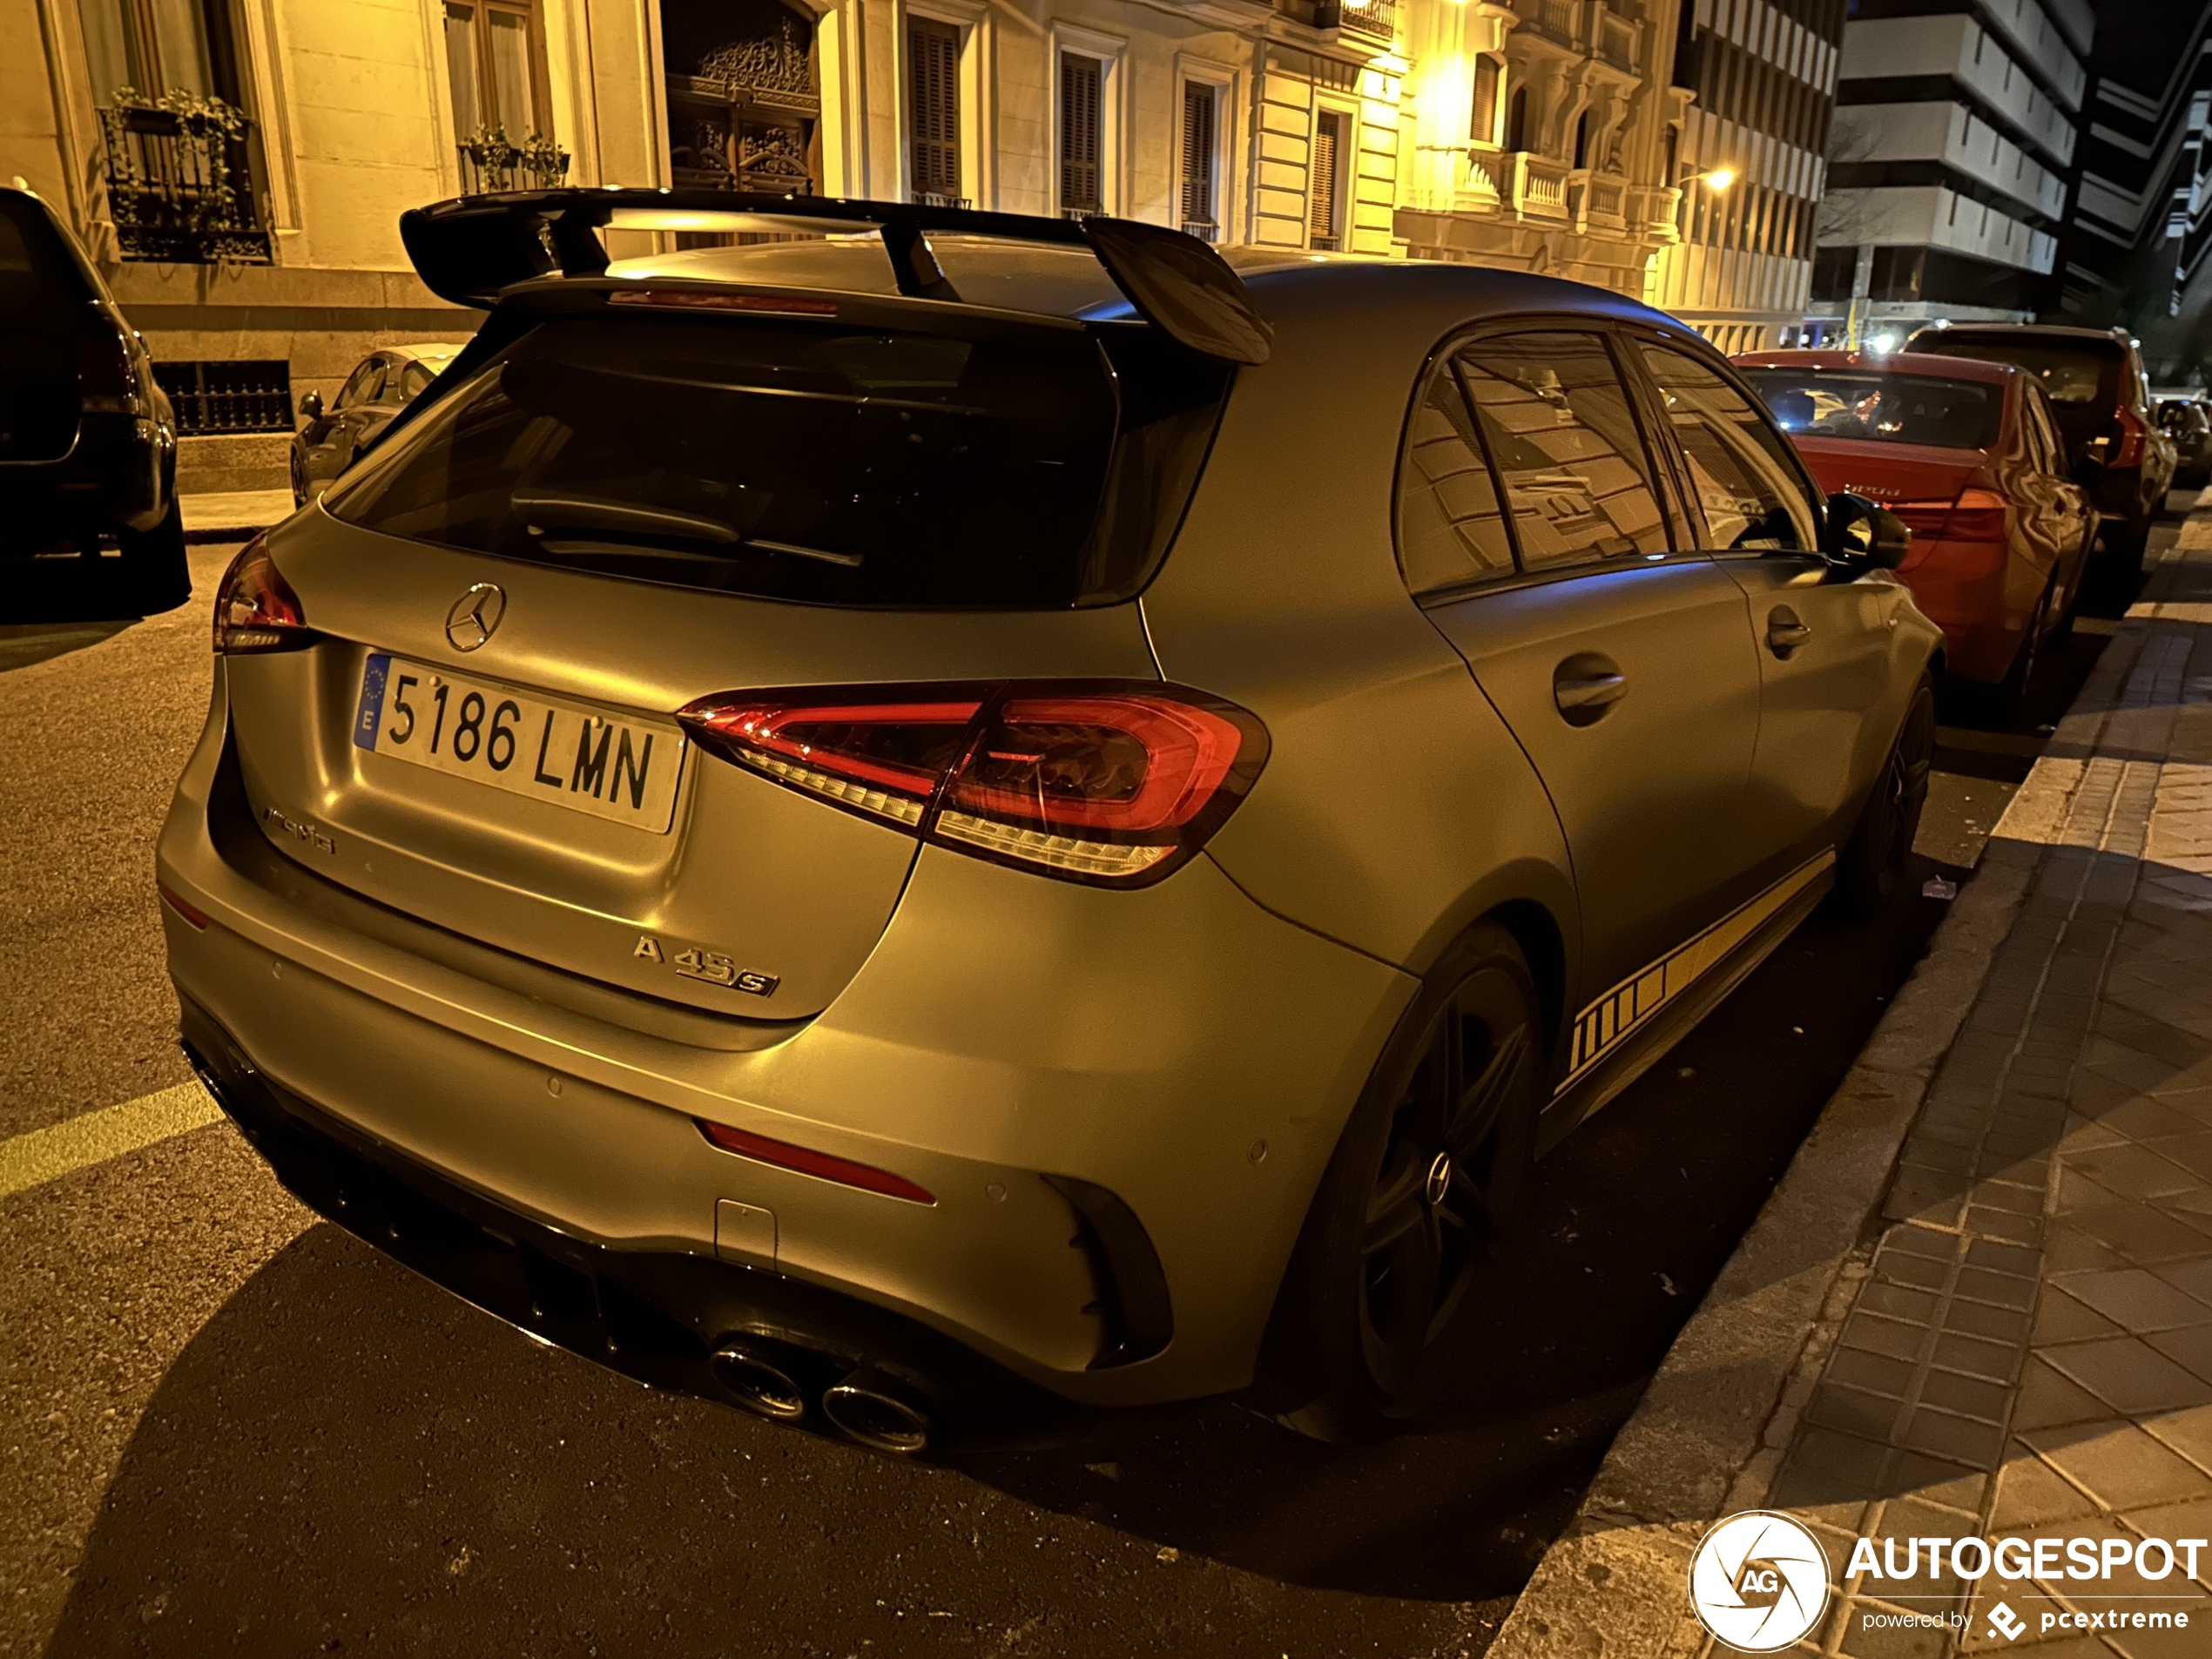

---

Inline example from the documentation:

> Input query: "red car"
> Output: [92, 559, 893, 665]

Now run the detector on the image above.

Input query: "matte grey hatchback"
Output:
[159, 191, 1938, 1452]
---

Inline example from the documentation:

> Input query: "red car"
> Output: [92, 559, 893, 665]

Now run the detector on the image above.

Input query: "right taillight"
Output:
[78, 315, 143, 416]
[678, 683, 1269, 887]
[212, 535, 315, 653]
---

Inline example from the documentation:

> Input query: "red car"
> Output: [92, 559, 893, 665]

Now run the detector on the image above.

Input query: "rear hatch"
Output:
[219, 286, 1231, 1022]
[1911, 332, 2120, 455]
[0, 194, 93, 464]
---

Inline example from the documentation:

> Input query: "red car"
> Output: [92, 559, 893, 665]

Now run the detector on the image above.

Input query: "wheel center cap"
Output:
[1425, 1151, 1453, 1206]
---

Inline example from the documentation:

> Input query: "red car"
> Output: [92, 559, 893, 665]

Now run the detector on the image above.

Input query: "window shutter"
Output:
[908, 19, 961, 202]
[1310, 111, 1342, 250]
[1059, 52, 1103, 215]
[1179, 83, 1216, 238]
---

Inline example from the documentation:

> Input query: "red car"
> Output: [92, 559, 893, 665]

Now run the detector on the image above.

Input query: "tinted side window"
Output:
[1453, 332, 1669, 569]
[340, 359, 386, 408]
[2024, 387, 2065, 475]
[1396, 358, 1514, 594]
[399, 361, 435, 402]
[1640, 345, 1817, 552]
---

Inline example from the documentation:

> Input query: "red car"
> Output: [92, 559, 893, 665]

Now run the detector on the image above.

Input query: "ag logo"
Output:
[1688, 1511, 1831, 1651]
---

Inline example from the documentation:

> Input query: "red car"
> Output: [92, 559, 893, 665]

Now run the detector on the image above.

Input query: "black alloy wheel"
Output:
[1358, 973, 1535, 1400]
[1831, 673, 1935, 917]
[1258, 922, 1543, 1441]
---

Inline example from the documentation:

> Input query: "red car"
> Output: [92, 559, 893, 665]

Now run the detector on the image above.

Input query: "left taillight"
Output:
[78, 316, 143, 416]
[678, 682, 1270, 887]
[2114, 407, 2148, 470]
[1889, 489, 2009, 548]
[212, 535, 315, 654]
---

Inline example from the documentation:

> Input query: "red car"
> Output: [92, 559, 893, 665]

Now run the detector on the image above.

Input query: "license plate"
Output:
[353, 653, 685, 833]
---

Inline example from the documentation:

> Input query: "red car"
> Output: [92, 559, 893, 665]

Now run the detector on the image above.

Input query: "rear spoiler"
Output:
[398, 188, 1272, 366]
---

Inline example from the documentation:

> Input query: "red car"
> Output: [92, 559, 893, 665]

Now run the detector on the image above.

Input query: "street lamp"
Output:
[1696, 166, 1737, 192]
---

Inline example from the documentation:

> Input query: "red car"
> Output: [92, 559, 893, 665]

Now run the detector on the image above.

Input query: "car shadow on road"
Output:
[42, 871, 1960, 1657]
[0, 555, 183, 670]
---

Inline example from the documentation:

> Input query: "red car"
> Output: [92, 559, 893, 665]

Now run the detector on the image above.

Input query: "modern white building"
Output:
[1643, 0, 1848, 355]
[1804, 0, 2093, 346]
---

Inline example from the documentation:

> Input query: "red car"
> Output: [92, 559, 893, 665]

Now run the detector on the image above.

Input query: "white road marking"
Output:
[0, 1082, 224, 1202]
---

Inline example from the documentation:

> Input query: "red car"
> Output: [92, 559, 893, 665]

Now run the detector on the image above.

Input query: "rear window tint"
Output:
[1743, 368, 2004, 450]
[0, 197, 92, 309]
[328, 312, 1230, 609]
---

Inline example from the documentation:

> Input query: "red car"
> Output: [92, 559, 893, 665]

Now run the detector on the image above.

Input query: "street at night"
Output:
[0, 499, 2180, 1654]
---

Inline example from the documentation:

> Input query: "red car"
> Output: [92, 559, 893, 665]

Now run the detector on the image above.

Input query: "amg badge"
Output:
[633, 934, 779, 997]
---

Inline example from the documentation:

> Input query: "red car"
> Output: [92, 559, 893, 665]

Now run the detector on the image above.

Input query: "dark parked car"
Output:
[290, 342, 466, 505]
[2158, 396, 2212, 489]
[0, 182, 185, 608]
[1905, 322, 2175, 571]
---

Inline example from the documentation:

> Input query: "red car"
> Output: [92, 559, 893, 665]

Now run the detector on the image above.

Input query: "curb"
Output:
[1487, 538, 2191, 1658]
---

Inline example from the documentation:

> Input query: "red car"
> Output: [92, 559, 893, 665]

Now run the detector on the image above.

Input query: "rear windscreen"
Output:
[1914, 337, 2117, 415]
[0, 197, 94, 462]
[1743, 368, 2004, 450]
[327, 311, 1231, 609]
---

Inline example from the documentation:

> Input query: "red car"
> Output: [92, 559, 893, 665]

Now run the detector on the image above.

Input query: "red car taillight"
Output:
[78, 319, 143, 416]
[212, 535, 315, 653]
[1888, 488, 2009, 546]
[2114, 406, 2148, 470]
[678, 682, 1270, 887]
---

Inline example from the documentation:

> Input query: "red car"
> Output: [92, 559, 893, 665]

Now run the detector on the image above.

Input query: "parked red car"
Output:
[1732, 349, 2098, 706]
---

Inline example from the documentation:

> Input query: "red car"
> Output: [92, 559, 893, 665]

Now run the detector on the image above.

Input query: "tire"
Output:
[1257, 922, 1545, 1441]
[1829, 673, 1936, 919]
[117, 496, 191, 613]
[2103, 512, 2149, 578]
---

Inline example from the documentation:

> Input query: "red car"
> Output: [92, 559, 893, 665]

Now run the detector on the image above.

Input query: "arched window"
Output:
[1505, 86, 1528, 154]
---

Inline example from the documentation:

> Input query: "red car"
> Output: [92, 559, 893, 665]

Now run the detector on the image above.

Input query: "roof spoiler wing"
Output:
[397, 188, 1272, 366]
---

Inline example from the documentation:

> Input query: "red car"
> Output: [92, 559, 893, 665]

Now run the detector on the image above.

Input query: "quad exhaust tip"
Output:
[709, 1340, 808, 1421]
[821, 1366, 934, 1455]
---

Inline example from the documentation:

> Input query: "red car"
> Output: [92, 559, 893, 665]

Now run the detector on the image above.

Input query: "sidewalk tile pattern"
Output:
[1743, 538, 2212, 1656]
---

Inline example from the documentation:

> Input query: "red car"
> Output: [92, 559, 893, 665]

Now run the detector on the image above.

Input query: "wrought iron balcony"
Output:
[97, 94, 270, 264]
[1318, 0, 1397, 40]
[911, 190, 972, 210]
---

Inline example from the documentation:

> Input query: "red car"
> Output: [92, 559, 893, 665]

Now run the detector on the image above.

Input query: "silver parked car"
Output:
[289, 341, 467, 506]
[160, 191, 1935, 1452]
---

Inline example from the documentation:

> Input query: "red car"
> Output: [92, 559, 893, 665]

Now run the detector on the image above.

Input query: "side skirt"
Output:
[1534, 850, 1836, 1156]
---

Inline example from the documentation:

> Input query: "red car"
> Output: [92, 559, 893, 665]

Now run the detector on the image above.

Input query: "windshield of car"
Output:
[1742, 368, 2004, 450]
[327, 312, 1231, 609]
[1912, 337, 2117, 409]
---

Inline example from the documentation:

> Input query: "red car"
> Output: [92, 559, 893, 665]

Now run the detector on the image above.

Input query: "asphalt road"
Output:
[0, 509, 2182, 1659]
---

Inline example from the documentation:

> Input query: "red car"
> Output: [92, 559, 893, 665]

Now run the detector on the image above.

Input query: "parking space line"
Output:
[0, 1083, 224, 1202]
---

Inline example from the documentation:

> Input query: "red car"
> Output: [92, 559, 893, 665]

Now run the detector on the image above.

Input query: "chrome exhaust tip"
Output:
[709, 1340, 809, 1421]
[821, 1366, 934, 1455]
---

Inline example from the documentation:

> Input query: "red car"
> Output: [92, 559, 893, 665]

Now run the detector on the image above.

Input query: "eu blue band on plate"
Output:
[354, 653, 390, 751]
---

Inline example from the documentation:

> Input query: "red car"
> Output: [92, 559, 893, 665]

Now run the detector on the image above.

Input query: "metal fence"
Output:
[153, 360, 293, 435]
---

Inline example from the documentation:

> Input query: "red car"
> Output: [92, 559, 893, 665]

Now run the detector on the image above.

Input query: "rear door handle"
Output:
[1554, 672, 1627, 711]
[1767, 608, 1812, 656]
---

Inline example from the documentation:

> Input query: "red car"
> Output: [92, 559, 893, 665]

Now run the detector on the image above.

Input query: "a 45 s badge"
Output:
[633, 934, 780, 998]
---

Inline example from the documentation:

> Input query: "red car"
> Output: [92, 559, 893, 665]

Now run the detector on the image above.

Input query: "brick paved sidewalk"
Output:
[1493, 510, 2212, 1659]
[1752, 523, 2212, 1654]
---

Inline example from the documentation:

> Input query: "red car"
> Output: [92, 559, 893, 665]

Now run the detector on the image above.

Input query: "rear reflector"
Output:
[212, 535, 316, 654]
[696, 1119, 935, 1205]
[158, 882, 209, 929]
[678, 681, 1269, 887]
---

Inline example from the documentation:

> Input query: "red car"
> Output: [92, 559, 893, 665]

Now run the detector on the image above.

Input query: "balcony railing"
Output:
[912, 190, 971, 210]
[1318, 0, 1397, 41]
[458, 127, 571, 194]
[97, 92, 270, 264]
[1180, 218, 1219, 243]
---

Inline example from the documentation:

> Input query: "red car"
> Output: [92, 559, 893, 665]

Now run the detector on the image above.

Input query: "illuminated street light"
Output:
[1699, 166, 1737, 192]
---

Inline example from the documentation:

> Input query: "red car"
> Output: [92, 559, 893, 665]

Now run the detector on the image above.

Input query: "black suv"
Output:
[1905, 322, 2176, 571]
[0, 184, 187, 609]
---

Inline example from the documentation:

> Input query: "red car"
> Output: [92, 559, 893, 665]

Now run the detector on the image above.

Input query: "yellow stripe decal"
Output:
[1557, 847, 1836, 1094]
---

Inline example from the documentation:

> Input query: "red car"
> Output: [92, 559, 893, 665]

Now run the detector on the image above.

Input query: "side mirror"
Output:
[2070, 451, 2105, 489]
[1824, 491, 1911, 571]
[298, 389, 324, 421]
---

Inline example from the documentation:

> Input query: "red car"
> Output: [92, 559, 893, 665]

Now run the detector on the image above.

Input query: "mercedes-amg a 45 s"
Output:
[159, 191, 1935, 1453]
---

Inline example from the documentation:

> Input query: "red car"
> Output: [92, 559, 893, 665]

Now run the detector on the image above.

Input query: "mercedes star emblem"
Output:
[444, 583, 506, 651]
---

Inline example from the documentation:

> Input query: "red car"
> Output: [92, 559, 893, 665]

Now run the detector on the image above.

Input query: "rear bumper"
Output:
[180, 997, 1079, 1452]
[0, 413, 171, 544]
[158, 684, 1414, 1413]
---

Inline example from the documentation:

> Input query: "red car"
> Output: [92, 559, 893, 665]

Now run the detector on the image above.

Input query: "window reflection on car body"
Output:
[516, 489, 865, 569]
